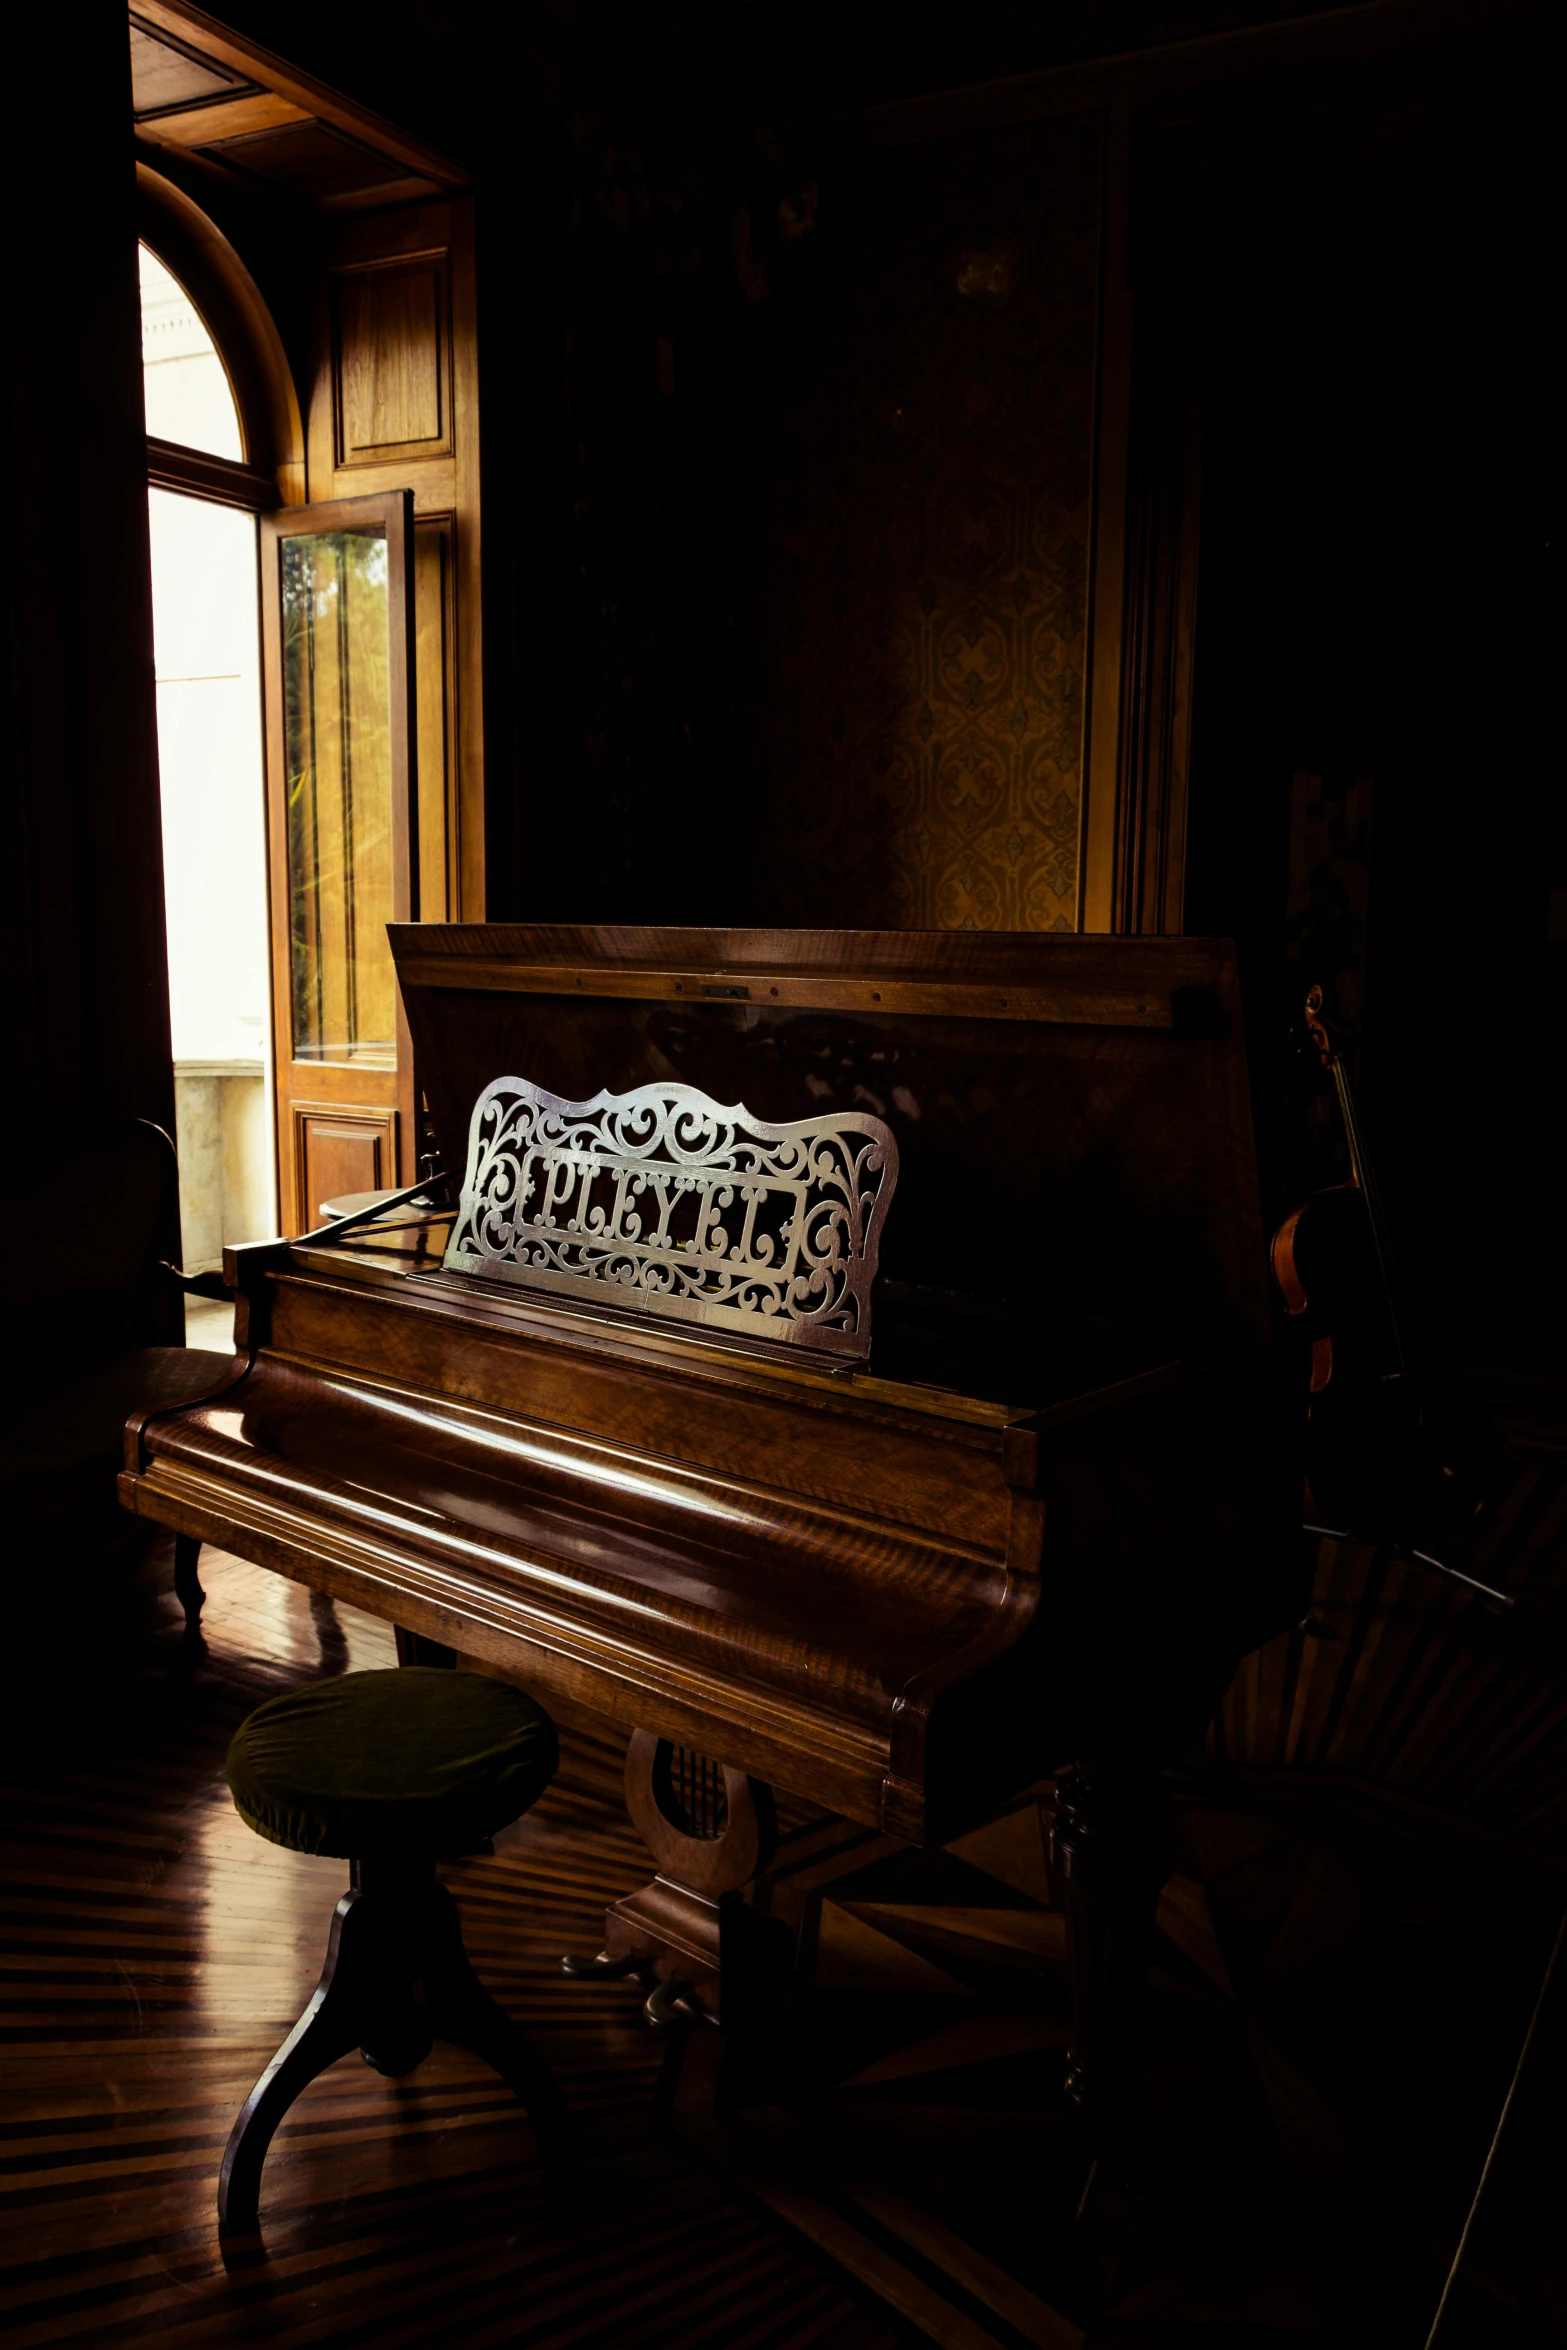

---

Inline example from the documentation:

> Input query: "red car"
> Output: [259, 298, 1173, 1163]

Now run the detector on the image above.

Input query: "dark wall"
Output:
[2, 17, 172, 1138]
[477, 102, 1105, 936]
[1182, 129, 1566, 1371]
[709, 115, 1101, 932]
[492, 106, 1103, 931]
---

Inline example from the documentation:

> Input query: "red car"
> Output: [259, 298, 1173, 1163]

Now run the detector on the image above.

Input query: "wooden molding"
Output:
[1079, 110, 1133, 935]
[131, 0, 471, 187]
[137, 164, 307, 503]
[137, 90, 310, 148]
[1112, 296, 1207, 936]
[388, 952, 1175, 1028]
[146, 435, 278, 510]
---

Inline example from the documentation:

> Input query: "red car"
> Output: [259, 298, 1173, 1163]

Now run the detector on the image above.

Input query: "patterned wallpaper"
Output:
[714, 114, 1102, 931]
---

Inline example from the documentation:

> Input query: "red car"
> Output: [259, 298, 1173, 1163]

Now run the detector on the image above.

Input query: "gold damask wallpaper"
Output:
[715, 114, 1102, 931]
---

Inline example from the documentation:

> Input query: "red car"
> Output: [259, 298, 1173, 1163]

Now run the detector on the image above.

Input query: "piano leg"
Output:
[563, 1734, 791, 2108]
[1052, 1762, 1171, 2154]
[394, 1625, 458, 1669]
[173, 1533, 204, 1639]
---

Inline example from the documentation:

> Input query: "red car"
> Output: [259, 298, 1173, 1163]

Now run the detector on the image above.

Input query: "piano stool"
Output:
[216, 1667, 575, 2231]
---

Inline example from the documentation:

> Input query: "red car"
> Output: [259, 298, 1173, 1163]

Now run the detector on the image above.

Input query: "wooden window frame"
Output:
[137, 164, 306, 507]
[258, 490, 420, 1228]
[147, 436, 277, 511]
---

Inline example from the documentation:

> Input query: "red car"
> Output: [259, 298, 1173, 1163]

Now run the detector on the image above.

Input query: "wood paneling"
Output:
[208, 121, 403, 203]
[336, 255, 451, 465]
[293, 1104, 398, 1220]
[309, 203, 483, 923]
[141, 89, 309, 145]
[130, 1, 471, 195]
[129, 17, 250, 114]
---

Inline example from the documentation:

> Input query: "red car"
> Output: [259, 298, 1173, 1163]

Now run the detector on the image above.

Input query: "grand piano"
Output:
[120, 924, 1302, 2129]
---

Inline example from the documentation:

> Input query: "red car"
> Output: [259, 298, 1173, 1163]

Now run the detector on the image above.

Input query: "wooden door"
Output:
[259, 490, 417, 1231]
[307, 198, 483, 929]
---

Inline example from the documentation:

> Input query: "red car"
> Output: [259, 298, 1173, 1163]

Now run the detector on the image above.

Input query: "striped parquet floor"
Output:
[0, 1535, 905, 2349]
[1213, 1389, 1567, 1853]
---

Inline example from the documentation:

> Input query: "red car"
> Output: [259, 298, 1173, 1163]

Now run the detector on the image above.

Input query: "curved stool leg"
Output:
[218, 1891, 368, 2231]
[420, 1881, 577, 2203]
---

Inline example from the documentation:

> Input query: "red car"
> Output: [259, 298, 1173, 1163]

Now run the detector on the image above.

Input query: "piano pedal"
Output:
[644, 1975, 715, 2030]
[560, 1948, 647, 1983]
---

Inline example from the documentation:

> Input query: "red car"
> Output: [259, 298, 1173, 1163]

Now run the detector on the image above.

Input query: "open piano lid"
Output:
[389, 925, 1269, 1403]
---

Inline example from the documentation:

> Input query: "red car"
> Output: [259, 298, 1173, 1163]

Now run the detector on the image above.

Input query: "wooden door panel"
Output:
[294, 1105, 398, 1222]
[334, 251, 452, 467]
[260, 490, 417, 1232]
[308, 197, 481, 924]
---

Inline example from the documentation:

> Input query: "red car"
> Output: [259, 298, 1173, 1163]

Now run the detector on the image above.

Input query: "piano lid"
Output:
[389, 925, 1270, 1378]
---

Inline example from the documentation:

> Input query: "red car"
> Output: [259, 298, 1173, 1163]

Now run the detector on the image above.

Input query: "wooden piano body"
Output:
[120, 926, 1301, 2117]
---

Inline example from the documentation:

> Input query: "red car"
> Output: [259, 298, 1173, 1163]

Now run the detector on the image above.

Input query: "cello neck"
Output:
[1329, 1043, 1413, 1379]
[1303, 985, 1413, 1379]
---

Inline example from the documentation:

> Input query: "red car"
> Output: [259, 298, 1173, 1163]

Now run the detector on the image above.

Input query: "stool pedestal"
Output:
[219, 1855, 573, 2231]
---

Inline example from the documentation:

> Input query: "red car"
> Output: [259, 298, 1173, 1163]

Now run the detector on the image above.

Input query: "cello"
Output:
[1271, 986, 1509, 1605]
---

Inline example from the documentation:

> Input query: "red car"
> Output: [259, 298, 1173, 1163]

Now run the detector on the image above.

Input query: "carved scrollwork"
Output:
[444, 1077, 899, 1358]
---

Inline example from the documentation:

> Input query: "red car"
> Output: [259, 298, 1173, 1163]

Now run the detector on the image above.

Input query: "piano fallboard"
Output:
[125, 1233, 1052, 1836]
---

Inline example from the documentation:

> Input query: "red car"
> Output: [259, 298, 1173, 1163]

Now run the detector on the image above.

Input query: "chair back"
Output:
[0, 1117, 182, 1369]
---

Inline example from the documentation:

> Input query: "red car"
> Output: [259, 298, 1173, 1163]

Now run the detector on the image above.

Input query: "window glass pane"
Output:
[149, 489, 267, 1065]
[281, 530, 397, 1066]
[139, 243, 243, 460]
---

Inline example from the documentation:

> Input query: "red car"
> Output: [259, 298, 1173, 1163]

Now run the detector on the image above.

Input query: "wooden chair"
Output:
[0, 1117, 235, 1624]
[217, 1667, 574, 2229]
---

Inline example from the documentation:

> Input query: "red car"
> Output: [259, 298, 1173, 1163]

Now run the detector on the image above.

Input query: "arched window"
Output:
[138, 233, 276, 1285]
[138, 244, 243, 461]
[136, 162, 304, 507]
[135, 161, 436, 1244]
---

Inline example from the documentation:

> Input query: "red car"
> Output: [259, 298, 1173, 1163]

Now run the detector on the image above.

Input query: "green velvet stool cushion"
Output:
[226, 1669, 558, 1858]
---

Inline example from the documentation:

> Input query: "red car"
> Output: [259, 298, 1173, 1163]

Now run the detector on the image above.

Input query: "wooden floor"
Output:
[0, 1534, 905, 2349]
[1213, 1402, 1567, 1860]
[7, 1498, 1567, 2348]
